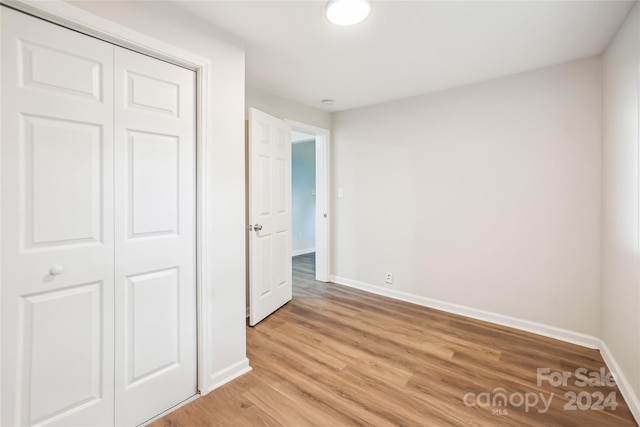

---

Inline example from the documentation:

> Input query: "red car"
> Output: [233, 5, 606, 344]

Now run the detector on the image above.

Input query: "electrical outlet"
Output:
[385, 272, 393, 284]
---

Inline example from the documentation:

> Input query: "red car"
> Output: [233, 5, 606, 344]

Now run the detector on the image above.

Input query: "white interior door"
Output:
[249, 108, 292, 326]
[113, 47, 197, 426]
[1, 7, 115, 426]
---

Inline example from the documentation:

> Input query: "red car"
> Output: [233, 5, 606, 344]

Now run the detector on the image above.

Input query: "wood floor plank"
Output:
[151, 253, 637, 427]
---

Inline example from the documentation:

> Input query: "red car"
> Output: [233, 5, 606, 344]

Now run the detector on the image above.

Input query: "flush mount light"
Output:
[325, 0, 372, 26]
[321, 99, 334, 105]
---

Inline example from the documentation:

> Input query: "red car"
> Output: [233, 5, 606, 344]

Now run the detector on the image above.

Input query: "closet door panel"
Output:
[114, 47, 197, 427]
[1, 8, 115, 427]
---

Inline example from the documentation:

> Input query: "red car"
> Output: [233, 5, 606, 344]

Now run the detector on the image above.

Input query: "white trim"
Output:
[637, 63, 640, 427]
[599, 340, 640, 423]
[1, 0, 207, 68]
[207, 358, 252, 394]
[292, 247, 315, 257]
[329, 275, 601, 349]
[195, 53, 213, 398]
[3, 0, 217, 398]
[286, 120, 331, 283]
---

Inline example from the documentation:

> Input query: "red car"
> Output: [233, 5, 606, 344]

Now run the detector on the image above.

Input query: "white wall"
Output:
[68, 0, 249, 390]
[247, 87, 331, 129]
[331, 57, 602, 336]
[292, 140, 316, 255]
[602, 4, 640, 398]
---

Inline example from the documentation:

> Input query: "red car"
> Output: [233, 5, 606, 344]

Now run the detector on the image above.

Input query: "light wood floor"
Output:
[151, 253, 637, 426]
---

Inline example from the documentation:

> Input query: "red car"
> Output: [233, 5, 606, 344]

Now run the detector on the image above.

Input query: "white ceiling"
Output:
[168, 0, 634, 112]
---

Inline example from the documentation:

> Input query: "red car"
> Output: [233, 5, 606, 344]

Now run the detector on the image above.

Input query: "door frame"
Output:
[286, 120, 330, 282]
[2, 0, 214, 397]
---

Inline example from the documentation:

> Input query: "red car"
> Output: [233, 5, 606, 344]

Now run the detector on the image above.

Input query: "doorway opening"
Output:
[288, 121, 330, 283]
[246, 110, 330, 325]
[292, 131, 316, 255]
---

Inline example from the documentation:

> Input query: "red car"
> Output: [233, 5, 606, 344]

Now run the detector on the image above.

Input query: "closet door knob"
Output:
[49, 265, 64, 276]
[254, 224, 263, 231]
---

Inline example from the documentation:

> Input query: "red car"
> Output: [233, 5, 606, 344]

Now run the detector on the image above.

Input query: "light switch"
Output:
[338, 188, 344, 198]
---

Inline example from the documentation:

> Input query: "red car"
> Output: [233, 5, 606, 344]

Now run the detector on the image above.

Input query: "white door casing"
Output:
[249, 108, 292, 326]
[1, 8, 115, 426]
[113, 47, 197, 426]
[1, 8, 197, 426]
[314, 137, 329, 282]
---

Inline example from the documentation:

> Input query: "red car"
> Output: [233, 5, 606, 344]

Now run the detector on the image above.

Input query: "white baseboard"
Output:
[598, 340, 640, 423]
[329, 274, 639, 424]
[292, 247, 315, 257]
[206, 358, 252, 394]
[329, 275, 600, 349]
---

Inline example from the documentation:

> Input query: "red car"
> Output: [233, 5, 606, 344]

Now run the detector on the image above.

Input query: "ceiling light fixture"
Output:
[325, 0, 372, 26]
[321, 99, 334, 105]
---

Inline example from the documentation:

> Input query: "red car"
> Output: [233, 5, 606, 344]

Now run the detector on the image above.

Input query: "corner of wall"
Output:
[599, 340, 640, 423]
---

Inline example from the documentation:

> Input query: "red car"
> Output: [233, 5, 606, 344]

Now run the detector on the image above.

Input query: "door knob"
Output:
[49, 265, 64, 276]
[254, 224, 263, 231]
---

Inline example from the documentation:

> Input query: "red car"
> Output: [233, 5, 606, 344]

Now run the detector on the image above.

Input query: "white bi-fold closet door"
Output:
[1, 7, 197, 427]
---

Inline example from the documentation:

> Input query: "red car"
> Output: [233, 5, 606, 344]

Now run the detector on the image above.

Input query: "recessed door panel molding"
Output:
[126, 71, 180, 117]
[249, 108, 292, 326]
[259, 123, 270, 145]
[115, 46, 196, 427]
[126, 130, 179, 239]
[19, 40, 103, 102]
[276, 127, 287, 149]
[20, 283, 103, 426]
[23, 115, 103, 250]
[275, 157, 287, 214]
[274, 231, 288, 289]
[2, 7, 116, 427]
[126, 268, 180, 387]
[259, 156, 272, 217]
[259, 235, 273, 298]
